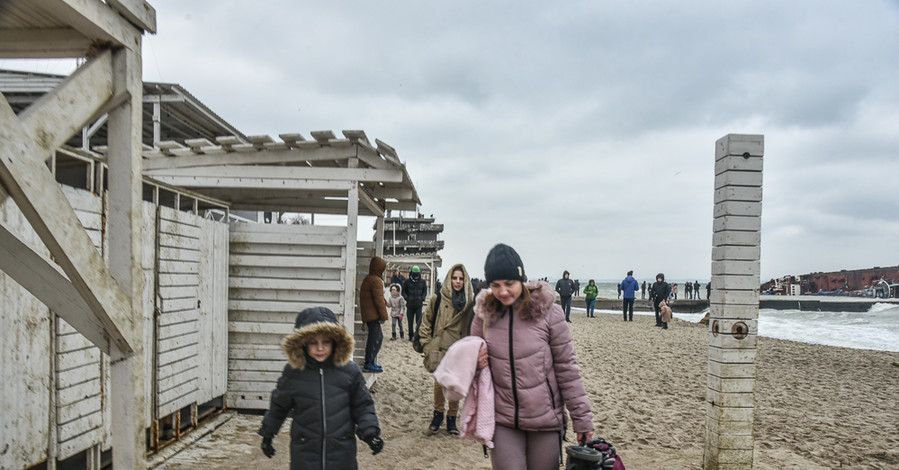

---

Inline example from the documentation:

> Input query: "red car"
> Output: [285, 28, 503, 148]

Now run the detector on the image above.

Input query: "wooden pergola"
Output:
[0, 0, 156, 468]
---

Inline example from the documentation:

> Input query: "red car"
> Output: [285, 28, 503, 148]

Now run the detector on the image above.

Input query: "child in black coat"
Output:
[259, 307, 384, 469]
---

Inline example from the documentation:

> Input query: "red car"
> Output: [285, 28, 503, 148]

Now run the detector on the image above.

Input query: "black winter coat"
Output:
[403, 275, 428, 309]
[259, 307, 379, 470]
[650, 281, 671, 303]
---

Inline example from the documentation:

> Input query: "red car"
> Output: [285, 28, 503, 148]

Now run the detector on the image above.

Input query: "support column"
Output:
[344, 177, 359, 332]
[107, 46, 146, 470]
[374, 215, 385, 258]
[704, 134, 763, 470]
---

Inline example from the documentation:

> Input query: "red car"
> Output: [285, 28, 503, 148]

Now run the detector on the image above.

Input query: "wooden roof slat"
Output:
[279, 133, 307, 145]
[375, 138, 401, 164]
[184, 138, 215, 150]
[311, 130, 336, 144]
[342, 130, 369, 143]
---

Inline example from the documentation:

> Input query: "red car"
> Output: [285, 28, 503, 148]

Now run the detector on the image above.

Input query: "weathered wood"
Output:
[146, 164, 404, 183]
[0, 96, 133, 354]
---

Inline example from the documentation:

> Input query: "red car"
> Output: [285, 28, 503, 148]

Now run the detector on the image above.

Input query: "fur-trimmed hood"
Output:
[282, 307, 355, 370]
[474, 280, 555, 327]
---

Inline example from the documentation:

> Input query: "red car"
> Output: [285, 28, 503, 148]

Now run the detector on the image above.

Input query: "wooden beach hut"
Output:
[0, 2, 421, 468]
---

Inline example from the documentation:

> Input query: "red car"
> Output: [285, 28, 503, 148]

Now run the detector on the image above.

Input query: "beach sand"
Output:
[155, 311, 899, 469]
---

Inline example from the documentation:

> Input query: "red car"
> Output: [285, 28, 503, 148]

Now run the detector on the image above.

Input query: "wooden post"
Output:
[106, 46, 146, 470]
[374, 215, 385, 258]
[344, 158, 359, 332]
[704, 134, 764, 469]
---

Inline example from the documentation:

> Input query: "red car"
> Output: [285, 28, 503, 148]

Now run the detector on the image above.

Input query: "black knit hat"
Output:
[484, 243, 527, 283]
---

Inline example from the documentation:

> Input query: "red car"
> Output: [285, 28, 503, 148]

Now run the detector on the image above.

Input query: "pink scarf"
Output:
[433, 336, 495, 448]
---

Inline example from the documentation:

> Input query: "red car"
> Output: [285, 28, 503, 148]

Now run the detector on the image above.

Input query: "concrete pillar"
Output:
[704, 134, 764, 470]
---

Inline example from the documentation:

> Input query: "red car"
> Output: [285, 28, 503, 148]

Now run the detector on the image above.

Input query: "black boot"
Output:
[427, 411, 444, 435]
[446, 416, 459, 436]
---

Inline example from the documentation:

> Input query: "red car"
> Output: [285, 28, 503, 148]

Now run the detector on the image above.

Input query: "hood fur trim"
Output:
[282, 321, 355, 370]
[475, 280, 555, 327]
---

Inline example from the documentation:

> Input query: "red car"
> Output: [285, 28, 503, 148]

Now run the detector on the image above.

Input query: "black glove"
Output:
[261, 437, 275, 458]
[364, 435, 384, 455]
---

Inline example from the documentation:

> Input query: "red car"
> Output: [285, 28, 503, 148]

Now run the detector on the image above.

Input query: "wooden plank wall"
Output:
[0, 184, 229, 469]
[55, 186, 108, 460]
[227, 223, 348, 410]
[0, 190, 52, 469]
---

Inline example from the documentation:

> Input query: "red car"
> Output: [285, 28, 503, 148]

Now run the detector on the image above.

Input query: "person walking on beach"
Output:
[403, 266, 428, 341]
[390, 268, 405, 286]
[474, 244, 594, 469]
[583, 279, 599, 318]
[641, 280, 647, 299]
[650, 273, 671, 327]
[574, 279, 581, 297]
[555, 270, 576, 323]
[419, 263, 475, 436]
[387, 283, 406, 340]
[671, 283, 678, 300]
[360, 256, 389, 372]
[258, 307, 384, 468]
[616, 282, 621, 299]
[706, 282, 711, 300]
[620, 270, 639, 321]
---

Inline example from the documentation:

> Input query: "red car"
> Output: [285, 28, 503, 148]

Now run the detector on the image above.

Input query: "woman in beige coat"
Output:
[419, 263, 475, 435]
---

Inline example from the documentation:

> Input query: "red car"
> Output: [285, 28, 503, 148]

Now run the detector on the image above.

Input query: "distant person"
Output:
[650, 273, 671, 328]
[419, 264, 475, 436]
[671, 283, 678, 300]
[473, 244, 594, 469]
[555, 270, 576, 323]
[706, 282, 711, 300]
[685, 281, 693, 299]
[360, 256, 389, 372]
[390, 268, 405, 286]
[620, 270, 639, 321]
[387, 283, 406, 340]
[659, 299, 672, 329]
[641, 280, 647, 299]
[403, 266, 428, 341]
[583, 279, 599, 318]
[694, 280, 701, 299]
[574, 279, 581, 296]
[258, 307, 384, 467]
[616, 282, 622, 299]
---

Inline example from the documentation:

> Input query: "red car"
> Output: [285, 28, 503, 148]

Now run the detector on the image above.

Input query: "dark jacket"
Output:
[403, 272, 428, 309]
[620, 276, 640, 299]
[555, 271, 575, 297]
[650, 273, 671, 303]
[259, 307, 380, 470]
[359, 257, 388, 323]
[420, 264, 475, 373]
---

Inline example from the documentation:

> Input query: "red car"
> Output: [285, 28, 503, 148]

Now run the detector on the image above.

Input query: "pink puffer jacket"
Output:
[471, 280, 594, 434]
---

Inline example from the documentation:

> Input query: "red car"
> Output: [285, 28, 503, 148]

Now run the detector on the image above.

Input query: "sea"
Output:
[575, 281, 899, 353]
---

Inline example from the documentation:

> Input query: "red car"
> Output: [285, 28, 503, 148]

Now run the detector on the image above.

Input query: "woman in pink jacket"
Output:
[473, 243, 594, 469]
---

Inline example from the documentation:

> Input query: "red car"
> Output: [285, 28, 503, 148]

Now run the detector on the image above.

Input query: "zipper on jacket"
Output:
[508, 306, 519, 429]
[546, 378, 556, 408]
[320, 368, 326, 470]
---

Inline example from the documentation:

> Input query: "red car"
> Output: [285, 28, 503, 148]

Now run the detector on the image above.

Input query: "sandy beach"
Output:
[155, 311, 899, 469]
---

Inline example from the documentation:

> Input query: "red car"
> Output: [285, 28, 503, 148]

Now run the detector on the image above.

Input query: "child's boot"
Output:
[427, 411, 444, 435]
[446, 416, 460, 435]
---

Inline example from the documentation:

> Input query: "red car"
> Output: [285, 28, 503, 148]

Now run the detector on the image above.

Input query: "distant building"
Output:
[376, 212, 444, 295]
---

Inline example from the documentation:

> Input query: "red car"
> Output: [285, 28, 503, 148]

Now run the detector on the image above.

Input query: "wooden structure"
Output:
[141, 130, 419, 408]
[705, 134, 764, 469]
[0, 2, 422, 468]
[0, 1, 155, 469]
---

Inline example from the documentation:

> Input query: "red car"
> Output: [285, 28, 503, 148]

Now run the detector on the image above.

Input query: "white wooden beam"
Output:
[106, 45, 146, 470]
[144, 165, 405, 183]
[105, 0, 157, 33]
[358, 184, 384, 216]
[142, 146, 357, 170]
[29, 0, 141, 47]
[148, 175, 356, 192]
[0, 220, 110, 351]
[0, 28, 91, 59]
[19, 49, 115, 152]
[0, 96, 134, 354]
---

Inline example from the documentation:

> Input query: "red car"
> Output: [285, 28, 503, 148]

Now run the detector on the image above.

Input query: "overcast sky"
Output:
[6, 1, 899, 282]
